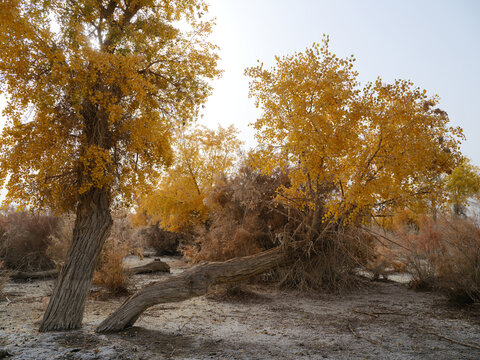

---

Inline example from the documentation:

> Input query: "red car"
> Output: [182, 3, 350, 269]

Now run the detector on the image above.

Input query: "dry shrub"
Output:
[397, 216, 442, 290]
[190, 224, 265, 262]
[0, 209, 59, 271]
[48, 209, 142, 295]
[184, 165, 289, 262]
[140, 225, 183, 256]
[93, 236, 129, 295]
[93, 210, 144, 294]
[432, 218, 480, 303]
[393, 215, 480, 303]
[207, 284, 267, 303]
[46, 213, 75, 267]
[365, 242, 407, 280]
[0, 261, 8, 292]
[183, 165, 375, 292]
[274, 226, 375, 292]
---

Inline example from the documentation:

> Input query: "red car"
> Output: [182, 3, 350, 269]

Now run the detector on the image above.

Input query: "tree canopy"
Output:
[137, 123, 243, 231]
[246, 37, 464, 223]
[0, 0, 219, 212]
[444, 159, 480, 215]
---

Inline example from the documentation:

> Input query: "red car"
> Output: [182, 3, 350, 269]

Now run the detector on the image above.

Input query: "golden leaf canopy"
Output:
[246, 37, 464, 222]
[0, 0, 220, 212]
[136, 123, 243, 231]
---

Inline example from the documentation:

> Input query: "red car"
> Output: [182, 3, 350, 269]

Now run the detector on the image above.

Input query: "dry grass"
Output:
[434, 218, 480, 303]
[0, 261, 8, 292]
[273, 226, 375, 292]
[140, 225, 183, 256]
[184, 165, 289, 262]
[93, 237, 130, 295]
[384, 215, 480, 303]
[0, 210, 59, 271]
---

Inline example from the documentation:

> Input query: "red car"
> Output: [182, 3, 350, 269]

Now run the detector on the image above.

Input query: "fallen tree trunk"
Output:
[2, 269, 58, 280]
[96, 246, 289, 333]
[0, 260, 170, 281]
[128, 260, 170, 275]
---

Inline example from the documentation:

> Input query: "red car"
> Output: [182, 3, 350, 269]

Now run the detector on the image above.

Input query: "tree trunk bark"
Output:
[96, 246, 290, 333]
[39, 187, 112, 331]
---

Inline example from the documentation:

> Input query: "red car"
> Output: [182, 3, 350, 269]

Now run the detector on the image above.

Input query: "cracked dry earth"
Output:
[1, 256, 480, 359]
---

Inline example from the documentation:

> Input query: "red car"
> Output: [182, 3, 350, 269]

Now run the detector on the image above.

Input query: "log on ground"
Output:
[128, 259, 170, 274]
[96, 246, 289, 333]
[2, 269, 58, 280]
[0, 259, 170, 281]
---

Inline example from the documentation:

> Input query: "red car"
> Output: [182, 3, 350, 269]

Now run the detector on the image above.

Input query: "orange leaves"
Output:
[138, 124, 243, 231]
[247, 37, 464, 223]
[0, 0, 219, 212]
[78, 145, 114, 194]
[444, 159, 480, 212]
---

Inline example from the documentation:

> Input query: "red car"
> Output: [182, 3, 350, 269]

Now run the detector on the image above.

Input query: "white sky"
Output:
[1, 0, 479, 168]
[201, 0, 480, 165]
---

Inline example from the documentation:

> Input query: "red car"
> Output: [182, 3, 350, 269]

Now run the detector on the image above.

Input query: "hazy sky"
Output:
[1, 0, 479, 165]
[201, 0, 480, 165]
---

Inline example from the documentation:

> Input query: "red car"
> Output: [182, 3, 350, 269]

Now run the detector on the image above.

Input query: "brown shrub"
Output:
[392, 215, 480, 303]
[46, 213, 75, 267]
[140, 225, 183, 256]
[183, 164, 375, 291]
[402, 217, 442, 290]
[93, 236, 129, 295]
[0, 210, 59, 271]
[434, 218, 480, 303]
[273, 226, 375, 292]
[185, 165, 289, 262]
[0, 261, 8, 292]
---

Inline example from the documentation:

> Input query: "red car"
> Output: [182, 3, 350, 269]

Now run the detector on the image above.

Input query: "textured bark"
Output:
[128, 260, 170, 275]
[39, 187, 112, 331]
[96, 246, 290, 333]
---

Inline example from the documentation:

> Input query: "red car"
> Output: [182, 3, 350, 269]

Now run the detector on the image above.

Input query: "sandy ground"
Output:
[1, 256, 480, 360]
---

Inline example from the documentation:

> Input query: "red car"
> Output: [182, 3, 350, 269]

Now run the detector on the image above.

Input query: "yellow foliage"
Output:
[137, 123, 242, 231]
[0, 0, 220, 212]
[444, 158, 480, 206]
[246, 36, 464, 223]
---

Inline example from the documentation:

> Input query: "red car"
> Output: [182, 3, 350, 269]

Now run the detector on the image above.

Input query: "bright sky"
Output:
[201, 0, 480, 165]
[0, 0, 479, 167]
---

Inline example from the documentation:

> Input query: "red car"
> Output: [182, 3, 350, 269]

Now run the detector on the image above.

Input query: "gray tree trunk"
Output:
[96, 246, 290, 333]
[39, 187, 112, 331]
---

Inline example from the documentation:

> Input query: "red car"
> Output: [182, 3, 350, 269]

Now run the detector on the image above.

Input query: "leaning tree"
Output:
[0, 0, 219, 331]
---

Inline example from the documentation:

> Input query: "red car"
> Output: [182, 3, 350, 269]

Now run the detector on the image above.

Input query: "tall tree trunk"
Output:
[39, 187, 112, 331]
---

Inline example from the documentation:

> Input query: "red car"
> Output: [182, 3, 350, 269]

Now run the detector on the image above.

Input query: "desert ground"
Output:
[1, 255, 480, 360]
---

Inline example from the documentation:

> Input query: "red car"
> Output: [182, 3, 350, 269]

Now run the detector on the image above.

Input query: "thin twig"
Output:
[422, 328, 480, 351]
[347, 322, 385, 348]
[371, 311, 408, 317]
[361, 226, 413, 252]
[353, 309, 379, 318]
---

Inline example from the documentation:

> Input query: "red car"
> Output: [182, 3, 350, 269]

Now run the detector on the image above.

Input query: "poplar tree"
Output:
[0, 0, 219, 331]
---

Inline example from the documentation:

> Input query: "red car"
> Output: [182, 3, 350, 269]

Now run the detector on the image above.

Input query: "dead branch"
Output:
[3, 269, 58, 280]
[1, 259, 170, 280]
[422, 328, 480, 351]
[353, 309, 379, 318]
[96, 246, 291, 333]
[128, 260, 170, 275]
